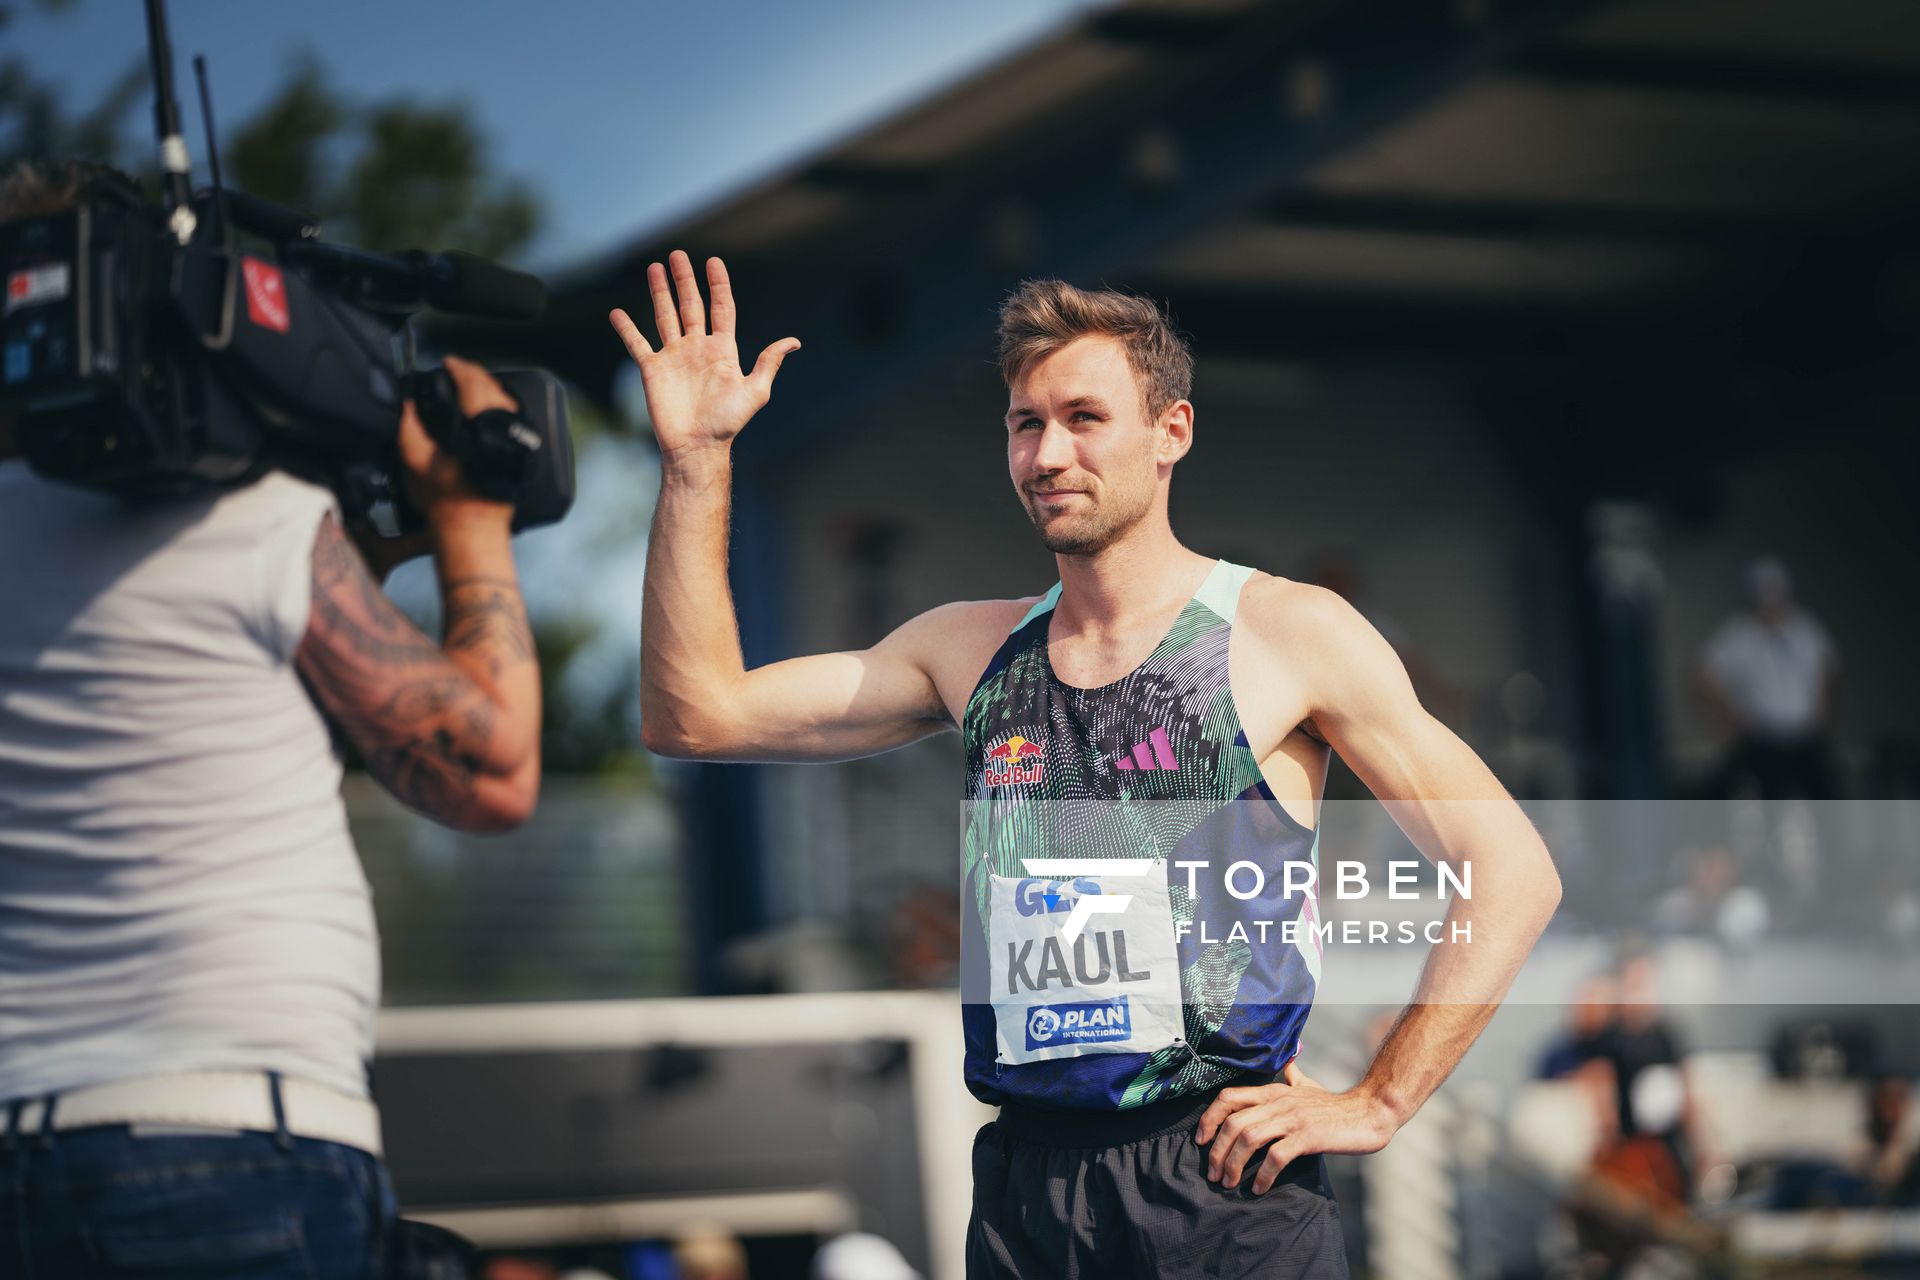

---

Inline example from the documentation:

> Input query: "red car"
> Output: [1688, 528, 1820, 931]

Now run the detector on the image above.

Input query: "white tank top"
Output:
[0, 464, 377, 1102]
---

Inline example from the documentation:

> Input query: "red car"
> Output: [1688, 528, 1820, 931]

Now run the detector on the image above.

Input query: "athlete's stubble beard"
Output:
[1020, 432, 1159, 557]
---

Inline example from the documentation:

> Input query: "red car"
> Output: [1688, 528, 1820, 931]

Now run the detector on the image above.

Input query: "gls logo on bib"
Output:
[1026, 997, 1133, 1050]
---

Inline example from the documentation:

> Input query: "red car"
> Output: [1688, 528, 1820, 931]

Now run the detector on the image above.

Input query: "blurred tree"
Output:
[220, 56, 344, 225]
[224, 58, 540, 260]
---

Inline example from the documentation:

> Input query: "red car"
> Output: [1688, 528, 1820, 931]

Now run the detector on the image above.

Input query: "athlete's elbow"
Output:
[1527, 855, 1564, 926]
[640, 701, 739, 760]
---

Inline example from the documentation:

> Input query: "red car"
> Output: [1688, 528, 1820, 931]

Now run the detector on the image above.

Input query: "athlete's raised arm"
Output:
[1198, 579, 1562, 1193]
[612, 252, 973, 763]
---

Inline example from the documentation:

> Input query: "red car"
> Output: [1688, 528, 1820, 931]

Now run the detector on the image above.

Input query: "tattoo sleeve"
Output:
[296, 513, 536, 828]
[443, 575, 535, 681]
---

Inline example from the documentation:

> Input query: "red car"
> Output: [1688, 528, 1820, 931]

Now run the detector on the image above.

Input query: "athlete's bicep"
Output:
[722, 646, 950, 762]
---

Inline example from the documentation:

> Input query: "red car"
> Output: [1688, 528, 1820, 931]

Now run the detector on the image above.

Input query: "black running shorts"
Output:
[966, 1080, 1349, 1279]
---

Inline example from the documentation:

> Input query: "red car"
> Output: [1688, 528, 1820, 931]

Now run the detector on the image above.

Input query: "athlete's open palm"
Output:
[609, 250, 800, 458]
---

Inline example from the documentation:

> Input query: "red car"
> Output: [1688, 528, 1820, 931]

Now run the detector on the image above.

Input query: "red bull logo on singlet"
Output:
[983, 733, 1046, 787]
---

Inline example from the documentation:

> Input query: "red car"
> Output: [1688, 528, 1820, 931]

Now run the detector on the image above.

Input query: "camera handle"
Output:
[399, 367, 543, 509]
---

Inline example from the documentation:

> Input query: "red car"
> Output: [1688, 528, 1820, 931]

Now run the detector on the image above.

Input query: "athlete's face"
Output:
[1005, 336, 1188, 556]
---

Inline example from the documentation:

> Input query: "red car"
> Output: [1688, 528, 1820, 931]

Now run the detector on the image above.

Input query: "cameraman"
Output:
[0, 160, 540, 1277]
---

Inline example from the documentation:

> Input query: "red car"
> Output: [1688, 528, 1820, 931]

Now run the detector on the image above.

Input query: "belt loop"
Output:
[35, 1093, 58, 1151]
[2, 1098, 21, 1152]
[266, 1072, 294, 1153]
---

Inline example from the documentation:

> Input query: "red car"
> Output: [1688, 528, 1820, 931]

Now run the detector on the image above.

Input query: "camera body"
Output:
[1, 177, 573, 530]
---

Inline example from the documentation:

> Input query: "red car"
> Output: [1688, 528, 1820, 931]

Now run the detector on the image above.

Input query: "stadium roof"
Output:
[497, 0, 1920, 458]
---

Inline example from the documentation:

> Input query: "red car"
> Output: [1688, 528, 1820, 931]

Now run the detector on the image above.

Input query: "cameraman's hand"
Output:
[608, 251, 800, 463]
[400, 355, 517, 530]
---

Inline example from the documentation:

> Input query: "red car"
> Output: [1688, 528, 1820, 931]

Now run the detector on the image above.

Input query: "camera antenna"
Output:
[143, 0, 197, 244]
[192, 54, 230, 249]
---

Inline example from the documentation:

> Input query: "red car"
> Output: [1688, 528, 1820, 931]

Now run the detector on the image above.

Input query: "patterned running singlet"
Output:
[961, 559, 1323, 1112]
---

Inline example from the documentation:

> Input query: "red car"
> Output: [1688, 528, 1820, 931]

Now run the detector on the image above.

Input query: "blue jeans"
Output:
[1, 1120, 395, 1278]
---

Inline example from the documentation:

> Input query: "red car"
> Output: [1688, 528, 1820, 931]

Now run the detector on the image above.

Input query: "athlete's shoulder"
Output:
[887, 596, 1047, 720]
[1235, 572, 1353, 635]
[884, 595, 1042, 671]
[1235, 572, 1412, 730]
[895, 595, 1042, 640]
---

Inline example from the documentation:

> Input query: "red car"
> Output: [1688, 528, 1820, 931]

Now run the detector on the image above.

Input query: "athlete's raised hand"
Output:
[609, 250, 800, 460]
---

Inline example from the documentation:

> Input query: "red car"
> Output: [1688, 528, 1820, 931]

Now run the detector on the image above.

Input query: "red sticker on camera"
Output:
[242, 257, 290, 333]
[5, 262, 69, 314]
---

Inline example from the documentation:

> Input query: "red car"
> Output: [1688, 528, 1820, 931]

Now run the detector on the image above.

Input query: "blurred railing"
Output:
[347, 775, 689, 1005]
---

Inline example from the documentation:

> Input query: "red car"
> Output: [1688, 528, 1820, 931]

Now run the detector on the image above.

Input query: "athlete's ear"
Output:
[1159, 400, 1195, 466]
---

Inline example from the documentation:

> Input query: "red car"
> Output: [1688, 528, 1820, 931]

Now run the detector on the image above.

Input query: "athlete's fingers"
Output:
[1208, 1108, 1270, 1181]
[748, 337, 802, 400]
[647, 262, 680, 343]
[1196, 1086, 1259, 1144]
[1251, 1139, 1304, 1195]
[610, 309, 653, 363]
[706, 257, 736, 335]
[1282, 1058, 1317, 1089]
[669, 249, 706, 336]
[1219, 1118, 1286, 1188]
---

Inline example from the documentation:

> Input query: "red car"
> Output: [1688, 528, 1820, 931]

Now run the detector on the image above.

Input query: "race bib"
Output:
[987, 864, 1185, 1065]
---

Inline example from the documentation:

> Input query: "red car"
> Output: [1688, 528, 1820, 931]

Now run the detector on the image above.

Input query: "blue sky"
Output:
[13, 0, 1103, 270]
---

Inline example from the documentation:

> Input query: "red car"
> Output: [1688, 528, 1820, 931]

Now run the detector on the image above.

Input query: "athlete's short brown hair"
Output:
[996, 279, 1193, 420]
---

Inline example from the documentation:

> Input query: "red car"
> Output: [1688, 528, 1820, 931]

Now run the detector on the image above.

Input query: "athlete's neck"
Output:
[1051, 526, 1213, 637]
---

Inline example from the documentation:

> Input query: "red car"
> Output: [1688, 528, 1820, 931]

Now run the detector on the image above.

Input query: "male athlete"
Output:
[612, 252, 1562, 1278]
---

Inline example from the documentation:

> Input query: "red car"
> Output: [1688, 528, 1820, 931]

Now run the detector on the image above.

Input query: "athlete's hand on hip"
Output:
[1195, 1060, 1396, 1195]
[608, 250, 800, 462]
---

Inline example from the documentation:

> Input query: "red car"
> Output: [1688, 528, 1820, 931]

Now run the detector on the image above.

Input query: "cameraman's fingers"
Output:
[706, 257, 735, 335]
[397, 401, 438, 474]
[648, 261, 681, 342]
[610, 309, 654, 362]
[441, 355, 517, 417]
[668, 249, 705, 336]
[747, 337, 801, 400]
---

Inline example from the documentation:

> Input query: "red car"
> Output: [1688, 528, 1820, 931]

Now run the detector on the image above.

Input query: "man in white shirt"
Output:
[0, 159, 542, 1278]
[1700, 556, 1840, 798]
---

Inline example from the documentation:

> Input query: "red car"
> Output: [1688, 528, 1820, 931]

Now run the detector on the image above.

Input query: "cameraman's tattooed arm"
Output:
[296, 513, 540, 831]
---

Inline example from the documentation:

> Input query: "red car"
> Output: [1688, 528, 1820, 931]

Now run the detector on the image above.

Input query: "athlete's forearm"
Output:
[1355, 822, 1559, 1127]
[641, 444, 749, 753]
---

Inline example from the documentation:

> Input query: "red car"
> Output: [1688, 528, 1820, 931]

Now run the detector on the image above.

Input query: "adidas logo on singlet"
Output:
[1112, 726, 1179, 773]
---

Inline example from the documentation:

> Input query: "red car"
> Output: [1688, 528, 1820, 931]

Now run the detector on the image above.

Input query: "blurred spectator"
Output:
[1864, 1075, 1920, 1206]
[484, 1260, 559, 1280]
[1536, 974, 1617, 1079]
[892, 883, 961, 988]
[1489, 670, 1578, 800]
[1653, 844, 1772, 948]
[1700, 557, 1841, 799]
[1580, 953, 1716, 1205]
[675, 1223, 749, 1280]
[813, 1231, 923, 1280]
